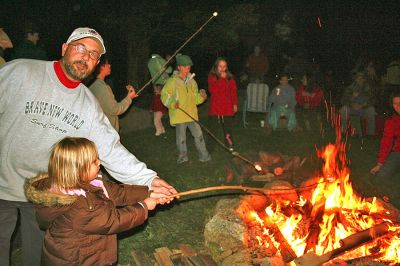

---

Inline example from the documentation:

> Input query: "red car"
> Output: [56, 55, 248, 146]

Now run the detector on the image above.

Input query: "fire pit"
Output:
[204, 142, 400, 265]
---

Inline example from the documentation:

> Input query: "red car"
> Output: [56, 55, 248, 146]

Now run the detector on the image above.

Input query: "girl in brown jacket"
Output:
[25, 137, 159, 266]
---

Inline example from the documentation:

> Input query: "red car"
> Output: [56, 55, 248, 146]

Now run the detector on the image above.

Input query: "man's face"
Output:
[60, 38, 101, 81]
[178, 65, 191, 77]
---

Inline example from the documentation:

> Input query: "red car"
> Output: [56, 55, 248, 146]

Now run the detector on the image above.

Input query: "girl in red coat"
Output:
[295, 73, 324, 131]
[207, 58, 238, 151]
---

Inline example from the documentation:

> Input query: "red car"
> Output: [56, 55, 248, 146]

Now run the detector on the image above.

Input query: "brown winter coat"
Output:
[25, 174, 150, 266]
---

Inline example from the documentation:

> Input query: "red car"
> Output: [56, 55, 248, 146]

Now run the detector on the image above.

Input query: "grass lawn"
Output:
[11, 103, 399, 265]
[115, 106, 399, 264]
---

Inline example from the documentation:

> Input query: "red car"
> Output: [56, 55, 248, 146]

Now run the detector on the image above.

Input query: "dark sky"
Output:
[2, 0, 400, 88]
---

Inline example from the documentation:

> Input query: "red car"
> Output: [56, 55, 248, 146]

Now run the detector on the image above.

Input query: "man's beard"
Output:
[61, 58, 90, 81]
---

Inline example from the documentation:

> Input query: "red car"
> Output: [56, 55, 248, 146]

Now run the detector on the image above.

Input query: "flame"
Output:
[238, 140, 400, 263]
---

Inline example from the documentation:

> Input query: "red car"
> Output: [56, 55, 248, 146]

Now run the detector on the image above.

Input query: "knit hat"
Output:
[176, 53, 193, 66]
[66, 27, 106, 54]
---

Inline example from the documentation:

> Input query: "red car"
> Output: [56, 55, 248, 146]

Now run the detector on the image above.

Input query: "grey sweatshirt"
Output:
[0, 59, 156, 202]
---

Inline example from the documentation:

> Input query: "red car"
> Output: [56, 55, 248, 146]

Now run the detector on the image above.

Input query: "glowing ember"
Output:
[237, 138, 400, 264]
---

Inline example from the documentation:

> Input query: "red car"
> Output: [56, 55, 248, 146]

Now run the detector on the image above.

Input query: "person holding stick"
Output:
[0, 27, 175, 265]
[161, 53, 211, 164]
[25, 137, 162, 265]
[89, 55, 137, 133]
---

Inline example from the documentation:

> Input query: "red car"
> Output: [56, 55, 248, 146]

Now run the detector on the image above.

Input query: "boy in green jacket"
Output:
[161, 54, 211, 164]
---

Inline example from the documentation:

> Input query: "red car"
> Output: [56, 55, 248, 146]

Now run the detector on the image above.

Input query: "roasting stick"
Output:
[172, 181, 327, 198]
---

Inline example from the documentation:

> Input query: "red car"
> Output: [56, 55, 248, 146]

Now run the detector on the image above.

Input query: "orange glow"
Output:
[237, 139, 400, 263]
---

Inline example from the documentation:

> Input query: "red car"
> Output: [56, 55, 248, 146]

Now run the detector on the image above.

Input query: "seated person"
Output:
[267, 73, 298, 132]
[339, 72, 376, 137]
[296, 73, 324, 130]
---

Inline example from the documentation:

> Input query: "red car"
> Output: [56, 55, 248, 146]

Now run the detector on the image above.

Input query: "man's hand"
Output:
[126, 85, 138, 99]
[199, 89, 207, 100]
[150, 177, 178, 204]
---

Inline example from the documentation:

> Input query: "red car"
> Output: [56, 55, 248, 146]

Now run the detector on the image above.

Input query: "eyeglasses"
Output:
[69, 43, 100, 61]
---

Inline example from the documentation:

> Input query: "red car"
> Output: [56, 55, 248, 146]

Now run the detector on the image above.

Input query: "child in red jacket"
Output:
[207, 57, 238, 151]
[295, 73, 324, 131]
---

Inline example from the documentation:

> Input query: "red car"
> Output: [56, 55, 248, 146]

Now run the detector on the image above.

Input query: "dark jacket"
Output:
[25, 174, 150, 266]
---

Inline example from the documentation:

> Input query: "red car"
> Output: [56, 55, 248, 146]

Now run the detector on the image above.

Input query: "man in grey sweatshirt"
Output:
[0, 27, 176, 265]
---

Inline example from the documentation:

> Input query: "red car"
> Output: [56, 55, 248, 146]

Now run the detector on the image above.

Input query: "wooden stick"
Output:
[172, 183, 321, 198]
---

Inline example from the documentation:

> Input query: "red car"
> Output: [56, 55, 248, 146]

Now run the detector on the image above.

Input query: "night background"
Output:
[2, 1, 400, 264]
[2, 0, 400, 98]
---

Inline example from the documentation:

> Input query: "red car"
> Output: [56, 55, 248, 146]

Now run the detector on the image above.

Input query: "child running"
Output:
[25, 137, 161, 265]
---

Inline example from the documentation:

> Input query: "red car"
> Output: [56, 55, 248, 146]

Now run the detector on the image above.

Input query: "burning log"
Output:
[265, 221, 298, 263]
[292, 222, 391, 266]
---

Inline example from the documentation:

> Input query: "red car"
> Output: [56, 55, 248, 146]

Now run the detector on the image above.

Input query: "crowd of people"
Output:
[0, 23, 399, 265]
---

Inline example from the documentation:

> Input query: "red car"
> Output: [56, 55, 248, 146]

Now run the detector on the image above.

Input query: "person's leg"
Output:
[176, 123, 188, 163]
[19, 202, 44, 266]
[188, 122, 211, 162]
[222, 116, 234, 149]
[372, 152, 400, 199]
[154, 111, 164, 136]
[339, 105, 350, 133]
[0, 199, 19, 266]
[362, 106, 376, 136]
[285, 109, 298, 131]
[268, 107, 279, 130]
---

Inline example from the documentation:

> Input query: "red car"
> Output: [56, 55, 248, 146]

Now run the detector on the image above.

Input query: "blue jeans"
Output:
[0, 199, 44, 266]
[268, 105, 297, 131]
[340, 105, 376, 136]
[175, 122, 211, 162]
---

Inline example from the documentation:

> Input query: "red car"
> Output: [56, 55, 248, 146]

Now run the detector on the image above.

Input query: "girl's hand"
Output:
[233, 105, 238, 113]
[143, 197, 158, 210]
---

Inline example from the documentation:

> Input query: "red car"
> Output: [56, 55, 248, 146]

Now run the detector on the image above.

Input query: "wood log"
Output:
[265, 221, 297, 263]
[154, 247, 174, 266]
[198, 255, 218, 266]
[292, 222, 390, 266]
[130, 250, 152, 266]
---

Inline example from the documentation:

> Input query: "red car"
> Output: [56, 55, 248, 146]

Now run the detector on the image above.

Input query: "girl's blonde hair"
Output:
[48, 137, 99, 190]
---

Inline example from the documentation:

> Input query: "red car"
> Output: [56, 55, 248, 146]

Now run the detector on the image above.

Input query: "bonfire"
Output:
[236, 109, 400, 265]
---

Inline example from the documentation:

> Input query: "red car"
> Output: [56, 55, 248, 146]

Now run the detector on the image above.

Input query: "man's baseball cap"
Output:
[66, 27, 106, 55]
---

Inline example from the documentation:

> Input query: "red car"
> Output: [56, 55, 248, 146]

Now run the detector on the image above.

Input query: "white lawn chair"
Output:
[243, 82, 269, 128]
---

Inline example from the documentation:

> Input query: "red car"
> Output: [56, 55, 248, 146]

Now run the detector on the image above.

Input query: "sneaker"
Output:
[177, 156, 189, 164]
[199, 155, 211, 163]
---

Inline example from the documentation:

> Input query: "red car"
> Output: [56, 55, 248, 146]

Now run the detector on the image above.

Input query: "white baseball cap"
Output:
[66, 27, 106, 54]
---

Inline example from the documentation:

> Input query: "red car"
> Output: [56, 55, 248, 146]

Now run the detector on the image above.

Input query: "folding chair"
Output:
[243, 82, 269, 127]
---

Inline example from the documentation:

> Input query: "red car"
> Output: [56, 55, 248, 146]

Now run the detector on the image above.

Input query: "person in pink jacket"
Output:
[207, 57, 238, 151]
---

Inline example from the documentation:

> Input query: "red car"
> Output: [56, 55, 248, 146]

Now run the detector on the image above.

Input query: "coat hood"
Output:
[25, 173, 78, 207]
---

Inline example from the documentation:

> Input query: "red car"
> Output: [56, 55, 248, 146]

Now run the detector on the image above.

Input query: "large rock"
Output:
[204, 198, 247, 253]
